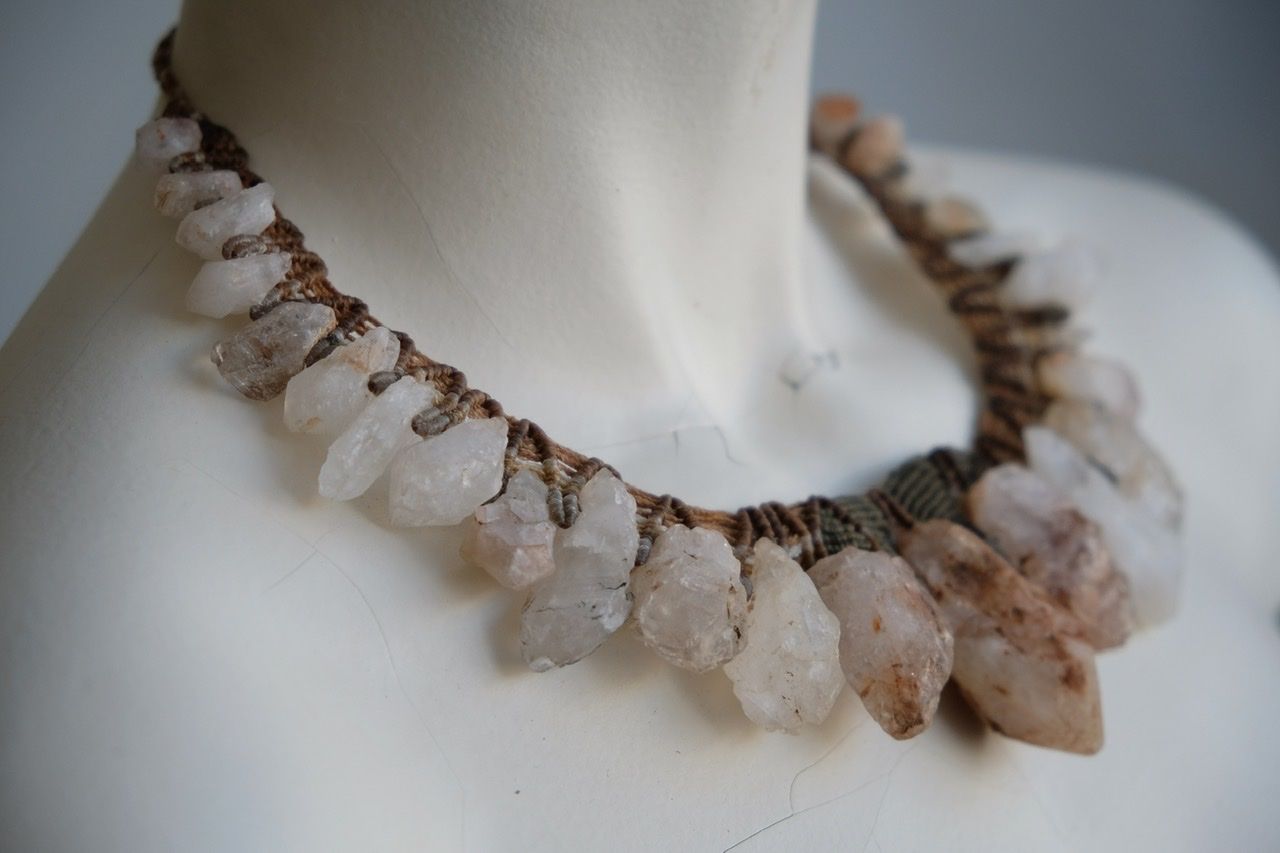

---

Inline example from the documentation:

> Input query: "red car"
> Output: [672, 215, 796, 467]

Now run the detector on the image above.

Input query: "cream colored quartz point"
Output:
[898, 520, 1104, 755]
[176, 183, 277, 260]
[388, 418, 508, 527]
[210, 301, 336, 401]
[809, 547, 954, 739]
[134, 117, 201, 172]
[283, 326, 400, 435]
[318, 376, 435, 501]
[722, 540, 844, 732]
[520, 471, 639, 671]
[186, 252, 292, 319]
[460, 468, 557, 590]
[630, 525, 747, 673]
[1036, 352, 1140, 420]
[154, 170, 243, 218]
[967, 464, 1133, 649]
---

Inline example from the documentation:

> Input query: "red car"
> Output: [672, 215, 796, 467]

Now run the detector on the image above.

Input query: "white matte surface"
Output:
[2, 1, 1279, 850]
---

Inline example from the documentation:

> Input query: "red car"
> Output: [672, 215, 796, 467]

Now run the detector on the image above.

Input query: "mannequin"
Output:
[2, 1, 1279, 849]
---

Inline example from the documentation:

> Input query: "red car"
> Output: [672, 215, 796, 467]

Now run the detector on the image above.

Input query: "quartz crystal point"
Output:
[949, 231, 1041, 267]
[210, 301, 335, 402]
[924, 196, 987, 240]
[1036, 352, 1140, 420]
[460, 468, 557, 589]
[898, 520, 1104, 754]
[630, 525, 747, 673]
[722, 540, 844, 732]
[1025, 426, 1182, 627]
[135, 117, 201, 172]
[318, 377, 435, 501]
[809, 547, 954, 739]
[809, 94, 861, 156]
[176, 183, 276, 260]
[388, 418, 508, 527]
[1001, 243, 1099, 309]
[283, 326, 400, 435]
[1043, 400, 1182, 529]
[520, 471, 638, 671]
[154, 170, 243, 218]
[967, 464, 1133, 649]
[186, 252, 292, 319]
[842, 115, 903, 176]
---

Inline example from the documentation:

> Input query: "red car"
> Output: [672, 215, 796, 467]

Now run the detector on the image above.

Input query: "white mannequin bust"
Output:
[2, 1, 1278, 849]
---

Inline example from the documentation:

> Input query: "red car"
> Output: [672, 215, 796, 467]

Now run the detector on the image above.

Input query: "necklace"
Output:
[139, 29, 1182, 753]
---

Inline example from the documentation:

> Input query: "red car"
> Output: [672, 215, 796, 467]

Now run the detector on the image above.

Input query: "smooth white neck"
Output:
[173, 0, 822, 459]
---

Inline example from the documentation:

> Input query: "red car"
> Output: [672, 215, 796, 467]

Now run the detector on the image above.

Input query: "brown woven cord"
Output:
[152, 29, 1064, 567]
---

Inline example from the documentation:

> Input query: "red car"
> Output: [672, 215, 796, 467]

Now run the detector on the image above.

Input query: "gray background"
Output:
[2, 0, 1277, 344]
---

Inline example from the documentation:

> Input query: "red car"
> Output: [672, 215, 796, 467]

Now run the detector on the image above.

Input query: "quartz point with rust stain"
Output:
[809, 546, 953, 739]
[176, 183, 277, 260]
[1025, 426, 1182, 627]
[318, 376, 434, 501]
[723, 539, 844, 732]
[154, 170, 243, 218]
[1036, 352, 1140, 421]
[967, 463, 1133, 649]
[135, 117, 201, 172]
[283, 326, 400, 435]
[520, 471, 638, 671]
[1001, 243, 1099, 309]
[898, 519, 1104, 754]
[388, 417, 508, 527]
[1043, 399, 1183, 530]
[630, 525, 747, 673]
[210, 301, 335, 402]
[186, 252, 292, 319]
[461, 468, 557, 589]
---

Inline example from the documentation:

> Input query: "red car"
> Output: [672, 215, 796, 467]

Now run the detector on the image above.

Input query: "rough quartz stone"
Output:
[1002, 243, 1100, 309]
[210, 301, 335, 401]
[898, 520, 1104, 754]
[967, 464, 1133, 649]
[520, 471, 638, 671]
[460, 468, 557, 589]
[186, 252, 291, 318]
[924, 196, 987, 239]
[283, 326, 400, 435]
[154, 170, 243, 218]
[630, 525, 746, 673]
[388, 417, 508, 527]
[810, 547, 954, 739]
[318, 377, 435, 501]
[135, 117, 201, 172]
[176, 183, 276, 260]
[949, 231, 1042, 267]
[723, 540, 844, 732]
[1025, 426, 1182, 627]
[841, 115, 903, 176]
[809, 94, 861, 156]
[1036, 352, 1140, 420]
[1043, 399, 1182, 529]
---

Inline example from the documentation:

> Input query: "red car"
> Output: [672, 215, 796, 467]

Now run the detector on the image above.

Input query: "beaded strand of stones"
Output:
[138, 30, 1183, 754]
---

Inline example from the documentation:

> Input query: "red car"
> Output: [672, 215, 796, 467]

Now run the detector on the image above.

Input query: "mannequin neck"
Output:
[172, 0, 821, 454]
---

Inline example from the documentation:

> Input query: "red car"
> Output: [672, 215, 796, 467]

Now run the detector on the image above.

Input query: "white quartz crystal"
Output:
[809, 94, 860, 156]
[210, 301, 335, 401]
[283, 326, 400, 435]
[185, 252, 291, 319]
[154, 170, 243, 218]
[1036, 351, 1140, 420]
[842, 115, 903, 176]
[630, 525, 746, 673]
[809, 547, 953, 739]
[388, 418, 508, 527]
[1001, 242, 1099, 308]
[924, 196, 987, 239]
[1025, 426, 1183, 627]
[135, 117, 201, 172]
[318, 377, 435, 501]
[967, 463, 1133, 649]
[460, 468, 557, 589]
[520, 471, 639, 671]
[722, 540, 844, 732]
[1043, 399, 1182, 529]
[176, 183, 276, 260]
[949, 231, 1042, 267]
[899, 520, 1104, 755]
